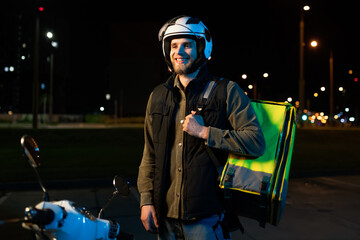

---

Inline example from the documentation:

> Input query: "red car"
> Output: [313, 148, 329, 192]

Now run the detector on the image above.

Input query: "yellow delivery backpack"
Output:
[219, 100, 296, 228]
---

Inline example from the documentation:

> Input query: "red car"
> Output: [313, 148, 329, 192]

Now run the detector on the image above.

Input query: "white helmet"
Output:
[158, 16, 212, 72]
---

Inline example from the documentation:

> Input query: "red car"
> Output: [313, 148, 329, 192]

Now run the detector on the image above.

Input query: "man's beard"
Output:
[172, 59, 197, 75]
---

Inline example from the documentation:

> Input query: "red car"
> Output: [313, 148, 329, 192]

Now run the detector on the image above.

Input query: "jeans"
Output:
[158, 214, 231, 240]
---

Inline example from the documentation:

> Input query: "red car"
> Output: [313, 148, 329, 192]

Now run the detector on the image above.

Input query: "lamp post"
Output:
[46, 32, 58, 123]
[299, 5, 310, 112]
[309, 39, 334, 121]
[32, 15, 40, 129]
[329, 50, 334, 120]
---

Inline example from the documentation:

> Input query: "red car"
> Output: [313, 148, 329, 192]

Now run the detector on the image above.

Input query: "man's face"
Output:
[170, 38, 197, 75]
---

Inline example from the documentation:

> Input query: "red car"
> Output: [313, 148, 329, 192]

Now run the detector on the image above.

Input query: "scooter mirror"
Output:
[21, 135, 40, 168]
[113, 175, 129, 196]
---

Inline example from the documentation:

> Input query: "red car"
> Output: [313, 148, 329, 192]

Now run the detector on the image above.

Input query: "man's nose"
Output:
[176, 45, 186, 54]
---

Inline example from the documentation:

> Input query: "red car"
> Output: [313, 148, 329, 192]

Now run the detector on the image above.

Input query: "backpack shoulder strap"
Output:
[196, 77, 224, 113]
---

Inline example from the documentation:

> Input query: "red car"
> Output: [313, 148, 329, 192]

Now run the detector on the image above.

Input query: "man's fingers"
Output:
[140, 214, 151, 231]
[152, 211, 159, 228]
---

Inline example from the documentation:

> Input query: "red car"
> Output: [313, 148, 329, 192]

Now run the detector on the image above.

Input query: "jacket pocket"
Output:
[150, 103, 170, 143]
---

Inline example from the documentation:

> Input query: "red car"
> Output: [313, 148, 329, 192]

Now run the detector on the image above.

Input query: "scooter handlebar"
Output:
[25, 207, 55, 226]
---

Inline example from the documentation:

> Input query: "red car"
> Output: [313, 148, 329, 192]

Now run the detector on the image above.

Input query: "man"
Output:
[138, 16, 266, 239]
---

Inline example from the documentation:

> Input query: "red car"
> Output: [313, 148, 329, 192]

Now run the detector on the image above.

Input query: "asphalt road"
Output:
[1, 175, 359, 239]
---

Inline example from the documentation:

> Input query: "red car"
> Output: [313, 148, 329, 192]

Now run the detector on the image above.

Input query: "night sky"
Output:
[1, 0, 359, 118]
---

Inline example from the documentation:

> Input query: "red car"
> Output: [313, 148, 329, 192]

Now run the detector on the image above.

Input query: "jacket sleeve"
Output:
[137, 92, 156, 207]
[205, 81, 266, 157]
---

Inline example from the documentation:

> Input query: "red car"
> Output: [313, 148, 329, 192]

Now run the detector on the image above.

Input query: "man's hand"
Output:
[183, 111, 209, 140]
[140, 205, 159, 233]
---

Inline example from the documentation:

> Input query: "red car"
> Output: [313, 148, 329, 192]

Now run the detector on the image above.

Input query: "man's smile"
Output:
[174, 56, 189, 64]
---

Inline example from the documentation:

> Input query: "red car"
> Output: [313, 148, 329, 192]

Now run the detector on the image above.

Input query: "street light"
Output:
[46, 31, 53, 39]
[51, 41, 58, 48]
[310, 40, 318, 47]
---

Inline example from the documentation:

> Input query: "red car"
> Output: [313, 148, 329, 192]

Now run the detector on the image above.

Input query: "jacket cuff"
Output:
[140, 192, 153, 207]
[205, 126, 218, 147]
